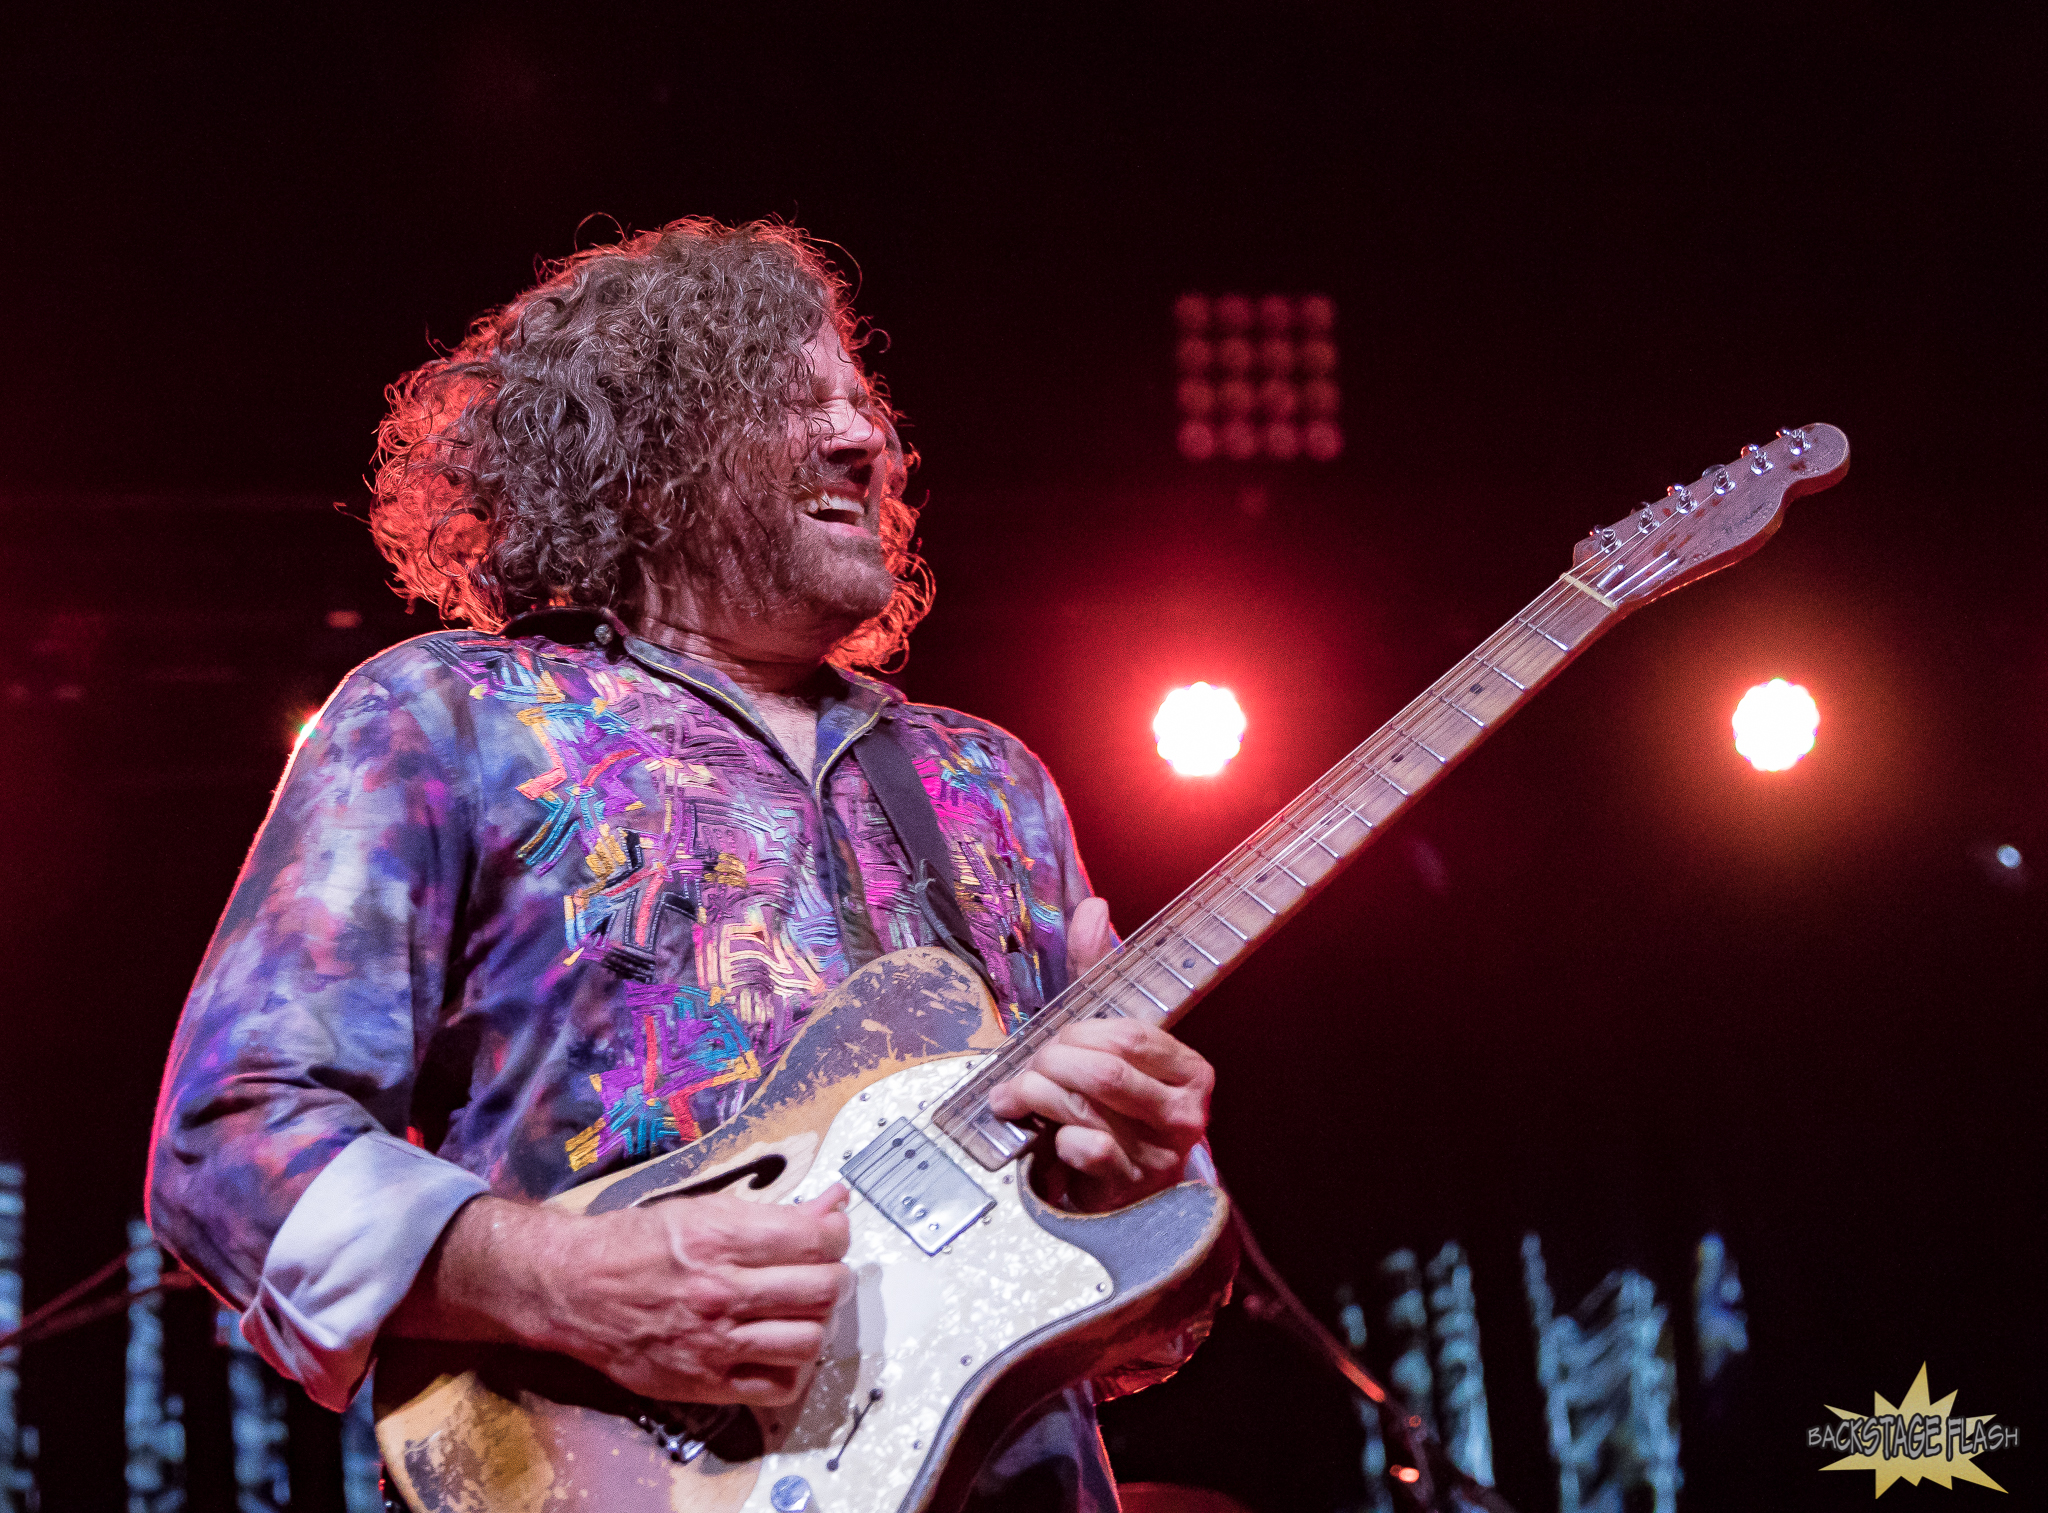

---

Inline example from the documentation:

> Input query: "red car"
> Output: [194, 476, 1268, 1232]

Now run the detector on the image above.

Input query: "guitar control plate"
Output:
[842, 1118, 995, 1256]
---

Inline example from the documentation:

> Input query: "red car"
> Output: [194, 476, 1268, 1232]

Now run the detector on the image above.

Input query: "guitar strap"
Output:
[851, 713, 1001, 1002]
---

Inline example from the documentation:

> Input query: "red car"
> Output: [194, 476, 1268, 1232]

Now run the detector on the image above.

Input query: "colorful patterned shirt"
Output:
[145, 611, 1102, 1424]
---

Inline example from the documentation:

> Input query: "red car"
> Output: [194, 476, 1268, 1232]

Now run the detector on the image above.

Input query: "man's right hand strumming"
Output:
[390, 1182, 854, 1406]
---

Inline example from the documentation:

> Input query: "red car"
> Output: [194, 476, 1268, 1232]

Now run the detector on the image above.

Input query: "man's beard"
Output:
[682, 479, 896, 635]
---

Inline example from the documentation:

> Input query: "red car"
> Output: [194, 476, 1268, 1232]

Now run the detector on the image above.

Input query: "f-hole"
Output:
[643, 1154, 788, 1203]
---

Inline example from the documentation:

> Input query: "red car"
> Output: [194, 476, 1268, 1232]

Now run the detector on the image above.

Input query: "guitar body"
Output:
[375, 947, 1235, 1513]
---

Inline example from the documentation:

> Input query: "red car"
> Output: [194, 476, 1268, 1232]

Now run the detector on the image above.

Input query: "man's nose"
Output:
[821, 400, 886, 471]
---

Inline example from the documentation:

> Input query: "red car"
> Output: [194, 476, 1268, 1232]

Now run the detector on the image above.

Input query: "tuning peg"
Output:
[1776, 426, 1810, 457]
[1742, 443, 1772, 475]
[1711, 467, 1735, 496]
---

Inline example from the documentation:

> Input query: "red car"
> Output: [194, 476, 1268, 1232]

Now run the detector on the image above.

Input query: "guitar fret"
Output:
[1431, 690, 1486, 728]
[1518, 614, 1568, 650]
[1203, 901, 1251, 940]
[1309, 791, 1375, 839]
[1393, 725, 1446, 764]
[1260, 851, 1308, 886]
[1120, 973, 1170, 1014]
[1472, 652, 1526, 691]
[1235, 881, 1280, 915]
[1369, 762, 1413, 796]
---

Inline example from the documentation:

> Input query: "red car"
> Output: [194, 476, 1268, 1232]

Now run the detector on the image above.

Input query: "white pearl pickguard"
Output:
[734, 1059, 1111, 1513]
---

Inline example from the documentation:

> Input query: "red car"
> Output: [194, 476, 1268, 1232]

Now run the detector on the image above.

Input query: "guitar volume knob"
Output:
[770, 1475, 814, 1511]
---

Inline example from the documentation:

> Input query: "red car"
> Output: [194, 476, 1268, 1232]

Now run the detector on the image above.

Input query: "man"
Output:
[148, 218, 1219, 1510]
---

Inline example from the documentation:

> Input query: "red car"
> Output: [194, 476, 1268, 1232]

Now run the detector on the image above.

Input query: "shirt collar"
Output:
[500, 604, 903, 783]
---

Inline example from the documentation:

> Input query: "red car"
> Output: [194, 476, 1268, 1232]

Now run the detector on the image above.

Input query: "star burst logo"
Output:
[1810, 1363, 2012, 1495]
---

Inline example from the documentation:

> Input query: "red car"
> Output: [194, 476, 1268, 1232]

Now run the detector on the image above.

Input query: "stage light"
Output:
[1173, 292, 1341, 461]
[1262, 420, 1301, 459]
[1303, 420, 1344, 461]
[1996, 844, 2022, 870]
[1731, 680, 1818, 771]
[1154, 683, 1246, 777]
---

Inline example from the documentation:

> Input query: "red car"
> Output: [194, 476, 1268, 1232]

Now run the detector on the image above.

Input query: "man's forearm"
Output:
[385, 1194, 566, 1349]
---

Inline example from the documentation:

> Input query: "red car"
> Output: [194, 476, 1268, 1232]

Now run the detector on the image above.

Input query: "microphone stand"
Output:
[1227, 1205, 1517, 1513]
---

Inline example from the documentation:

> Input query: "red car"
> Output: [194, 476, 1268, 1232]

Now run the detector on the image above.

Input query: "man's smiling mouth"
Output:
[799, 487, 867, 528]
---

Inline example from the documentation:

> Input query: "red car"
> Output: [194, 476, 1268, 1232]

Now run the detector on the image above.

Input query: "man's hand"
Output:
[392, 1184, 853, 1406]
[986, 897, 1215, 1214]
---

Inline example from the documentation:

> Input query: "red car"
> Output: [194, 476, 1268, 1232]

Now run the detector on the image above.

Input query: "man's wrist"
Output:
[390, 1194, 573, 1352]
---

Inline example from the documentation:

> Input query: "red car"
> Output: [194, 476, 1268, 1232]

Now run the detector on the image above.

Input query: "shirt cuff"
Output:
[238, 1131, 490, 1411]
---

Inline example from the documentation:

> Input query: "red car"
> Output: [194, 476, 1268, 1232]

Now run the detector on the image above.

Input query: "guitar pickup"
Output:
[842, 1119, 994, 1256]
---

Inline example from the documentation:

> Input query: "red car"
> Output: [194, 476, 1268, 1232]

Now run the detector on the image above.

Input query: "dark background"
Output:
[2, 4, 2040, 1509]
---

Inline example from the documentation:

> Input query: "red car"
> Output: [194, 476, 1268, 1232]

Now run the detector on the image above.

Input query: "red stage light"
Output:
[1176, 420, 1218, 461]
[1154, 684, 1246, 776]
[1219, 419, 1259, 461]
[1297, 294, 1336, 334]
[1732, 680, 1818, 771]
[1213, 294, 1254, 333]
[1172, 295, 1340, 462]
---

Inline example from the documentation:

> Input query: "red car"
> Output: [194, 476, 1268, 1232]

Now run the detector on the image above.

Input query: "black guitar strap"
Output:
[851, 713, 1000, 1000]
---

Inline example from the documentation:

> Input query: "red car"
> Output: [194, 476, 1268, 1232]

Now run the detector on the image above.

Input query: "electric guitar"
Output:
[376, 425, 1851, 1513]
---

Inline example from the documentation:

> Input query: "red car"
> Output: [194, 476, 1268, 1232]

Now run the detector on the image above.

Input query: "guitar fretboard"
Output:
[933, 566, 1632, 1170]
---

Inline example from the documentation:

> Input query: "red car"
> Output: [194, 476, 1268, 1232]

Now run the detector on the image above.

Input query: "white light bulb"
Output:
[1154, 684, 1247, 777]
[1732, 680, 1819, 772]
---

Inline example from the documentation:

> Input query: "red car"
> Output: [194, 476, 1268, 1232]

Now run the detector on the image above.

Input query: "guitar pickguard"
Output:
[737, 1060, 1113, 1512]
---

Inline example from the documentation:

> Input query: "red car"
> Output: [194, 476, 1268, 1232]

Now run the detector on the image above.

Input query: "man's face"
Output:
[770, 330, 898, 630]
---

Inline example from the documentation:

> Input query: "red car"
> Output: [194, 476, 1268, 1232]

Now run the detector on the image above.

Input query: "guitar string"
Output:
[864, 484, 1741, 1171]
[880, 569, 1611, 1155]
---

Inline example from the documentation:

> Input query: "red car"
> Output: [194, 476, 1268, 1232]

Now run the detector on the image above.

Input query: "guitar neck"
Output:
[935, 567, 1630, 1167]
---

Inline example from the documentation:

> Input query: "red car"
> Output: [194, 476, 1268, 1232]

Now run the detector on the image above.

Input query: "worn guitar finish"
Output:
[378, 425, 1850, 1513]
[376, 948, 1236, 1513]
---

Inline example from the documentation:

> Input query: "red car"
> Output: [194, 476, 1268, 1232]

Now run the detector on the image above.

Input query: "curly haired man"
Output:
[148, 218, 1218, 1511]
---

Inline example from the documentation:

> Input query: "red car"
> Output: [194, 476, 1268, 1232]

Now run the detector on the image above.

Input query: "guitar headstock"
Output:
[1568, 424, 1851, 607]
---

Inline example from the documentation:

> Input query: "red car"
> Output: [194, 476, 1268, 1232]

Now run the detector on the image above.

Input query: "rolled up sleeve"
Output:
[146, 661, 478, 1408]
[242, 1131, 488, 1408]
